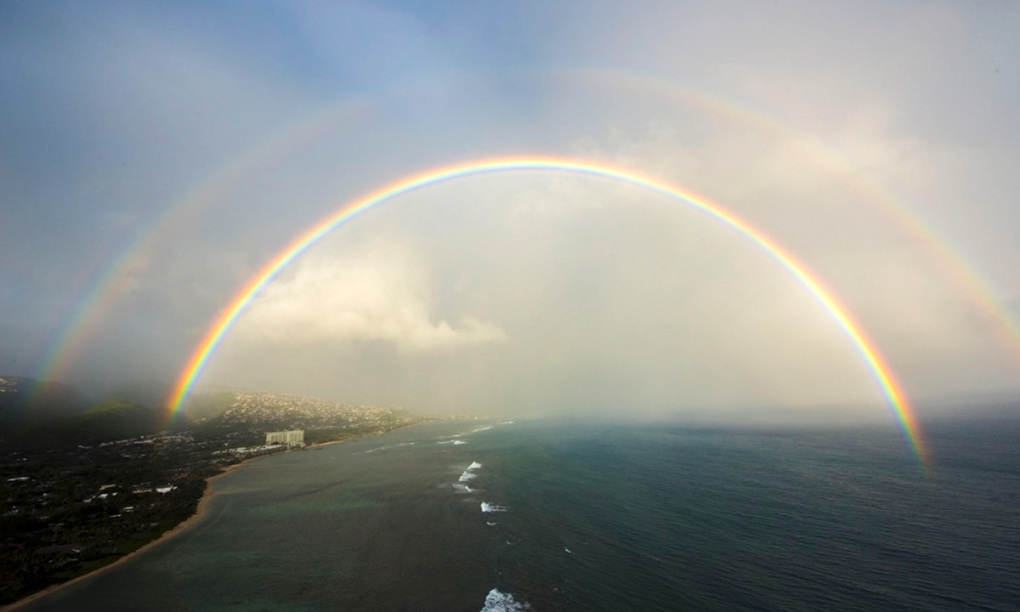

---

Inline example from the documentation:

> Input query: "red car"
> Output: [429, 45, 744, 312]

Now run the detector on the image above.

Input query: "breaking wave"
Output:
[459, 461, 483, 482]
[480, 589, 530, 611]
[481, 502, 508, 513]
[362, 441, 416, 454]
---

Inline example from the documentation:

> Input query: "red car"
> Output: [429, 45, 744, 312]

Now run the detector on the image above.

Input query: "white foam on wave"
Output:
[481, 502, 508, 513]
[362, 441, 416, 454]
[459, 461, 483, 482]
[480, 589, 530, 612]
[453, 483, 473, 493]
[437, 439, 468, 446]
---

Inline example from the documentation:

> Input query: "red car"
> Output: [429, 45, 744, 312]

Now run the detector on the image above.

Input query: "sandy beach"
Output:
[2, 454, 267, 611]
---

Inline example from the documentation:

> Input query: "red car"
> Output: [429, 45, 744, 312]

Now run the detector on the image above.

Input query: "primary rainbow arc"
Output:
[166, 157, 928, 469]
[40, 76, 1020, 402]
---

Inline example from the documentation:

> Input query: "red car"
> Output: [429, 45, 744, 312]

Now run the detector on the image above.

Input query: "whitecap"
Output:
[480, 588, 530, 612]
[361, 441, 416, 454]
[481, 502, 507, 513]
[459, 461, 483, 482]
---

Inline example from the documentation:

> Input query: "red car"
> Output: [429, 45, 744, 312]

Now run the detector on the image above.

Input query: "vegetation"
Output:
[18, 401, 167, 448]
[0, 377, 92, 435]
[0, 383, 425, 605]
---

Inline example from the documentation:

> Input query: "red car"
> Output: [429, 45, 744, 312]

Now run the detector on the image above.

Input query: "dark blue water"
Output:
[18, 418, 1020, 611]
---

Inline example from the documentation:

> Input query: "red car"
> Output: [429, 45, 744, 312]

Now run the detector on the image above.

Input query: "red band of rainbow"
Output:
[166, 157, 928, 470]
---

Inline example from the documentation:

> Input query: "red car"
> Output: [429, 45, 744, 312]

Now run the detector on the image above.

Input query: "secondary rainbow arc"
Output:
[166, 157, 929, 470]
[40, 74, 1020, 398]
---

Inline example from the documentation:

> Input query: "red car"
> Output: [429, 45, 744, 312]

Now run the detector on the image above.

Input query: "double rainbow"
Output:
[165, 157, 928, 469]
[38, 73, 1020, 407]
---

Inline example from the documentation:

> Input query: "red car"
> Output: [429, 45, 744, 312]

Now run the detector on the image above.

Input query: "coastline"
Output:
[1, 423, 425, 610]
[3, 441, 324, 612]
[302, 435, 381, 451]
[1, 454, 265, 612]
[303, 438, 355, 451]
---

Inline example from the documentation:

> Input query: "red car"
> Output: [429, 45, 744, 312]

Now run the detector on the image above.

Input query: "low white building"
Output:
[265, 430, 305, 446]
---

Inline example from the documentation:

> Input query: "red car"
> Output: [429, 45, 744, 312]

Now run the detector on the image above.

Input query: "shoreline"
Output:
[1, 454, 266, 612]
[1, 433, 375, 611]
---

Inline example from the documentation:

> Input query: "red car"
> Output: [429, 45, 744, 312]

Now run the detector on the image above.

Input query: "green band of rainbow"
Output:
[166, 157, 928, 469]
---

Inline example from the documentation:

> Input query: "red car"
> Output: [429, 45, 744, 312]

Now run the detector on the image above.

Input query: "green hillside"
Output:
[0, 376, 92, 434]
[17, 401, 165, 448]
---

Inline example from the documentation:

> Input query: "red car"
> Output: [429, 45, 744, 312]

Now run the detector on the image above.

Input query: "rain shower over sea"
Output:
[18, 418, 1020, 611]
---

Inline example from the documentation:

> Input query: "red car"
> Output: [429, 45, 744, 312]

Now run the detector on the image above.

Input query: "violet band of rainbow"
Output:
[40, 76, 1020, 395]
[166, 157, 928, 470]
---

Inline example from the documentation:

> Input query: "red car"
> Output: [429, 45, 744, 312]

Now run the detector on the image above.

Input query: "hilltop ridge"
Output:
[211, 390, 404, 429]
[0, 377, 416, 450]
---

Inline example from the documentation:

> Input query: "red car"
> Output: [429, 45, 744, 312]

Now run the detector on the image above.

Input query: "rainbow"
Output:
[30, 99, 376, 391]
[165, 157, 929, 469]
[38, 73, 1020, 399]
[558, 68, 1020, 363]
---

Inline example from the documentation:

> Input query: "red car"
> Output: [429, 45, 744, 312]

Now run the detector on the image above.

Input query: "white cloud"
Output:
[232, 242, 508, 353]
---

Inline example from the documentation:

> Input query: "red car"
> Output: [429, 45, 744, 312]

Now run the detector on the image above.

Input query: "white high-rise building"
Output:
[265, 430, 305, 446]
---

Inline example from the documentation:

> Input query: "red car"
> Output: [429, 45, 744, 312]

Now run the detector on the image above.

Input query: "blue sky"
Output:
[2, 0, 1019, 420]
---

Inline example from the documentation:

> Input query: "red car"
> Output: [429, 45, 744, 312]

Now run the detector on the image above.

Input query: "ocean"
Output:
[16, 417, 1020, 611]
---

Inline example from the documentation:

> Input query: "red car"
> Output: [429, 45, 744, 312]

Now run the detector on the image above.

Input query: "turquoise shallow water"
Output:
[19, 418, 1020, 611]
